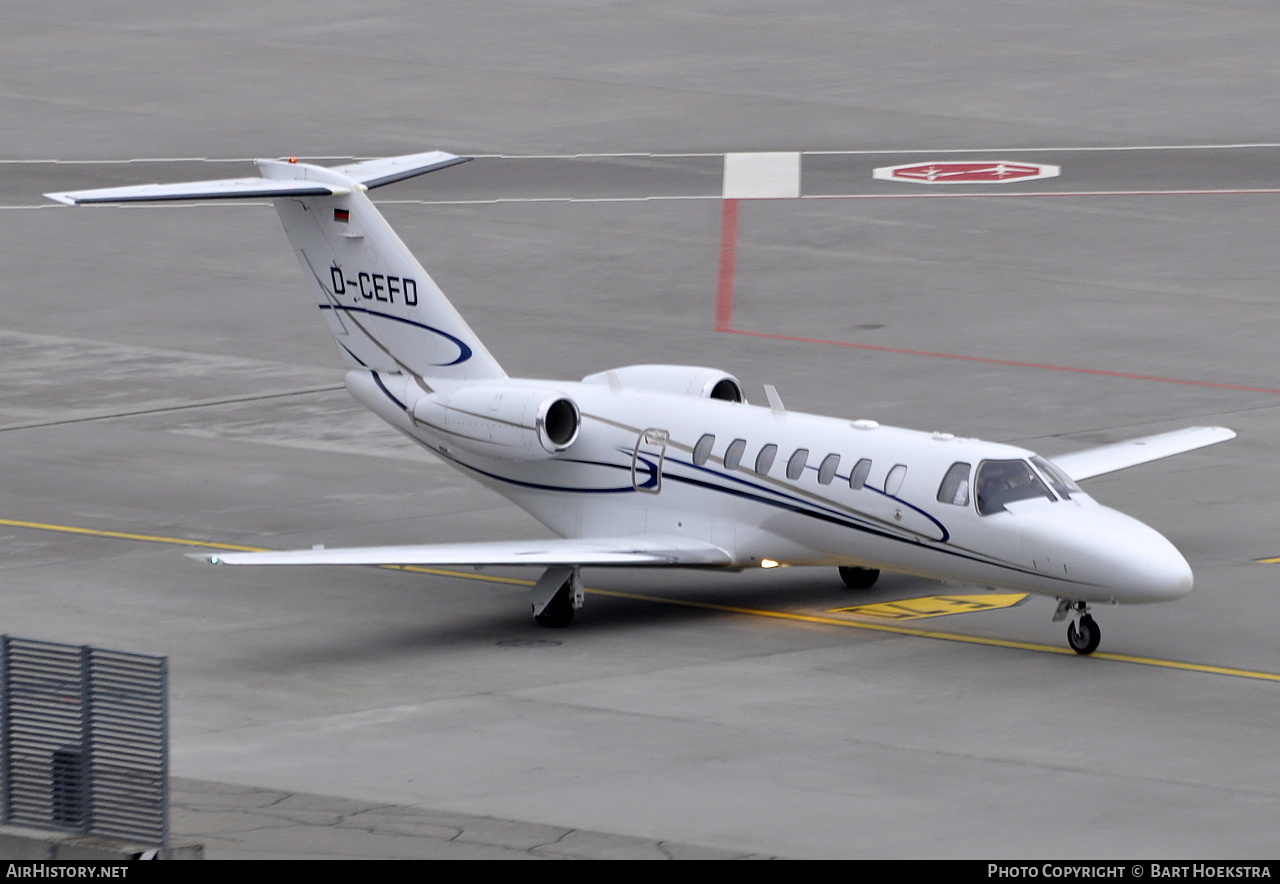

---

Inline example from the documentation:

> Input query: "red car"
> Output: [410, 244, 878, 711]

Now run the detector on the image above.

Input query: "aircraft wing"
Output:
[191, 535, 733, 567]
[1050, 426, 1236, 482]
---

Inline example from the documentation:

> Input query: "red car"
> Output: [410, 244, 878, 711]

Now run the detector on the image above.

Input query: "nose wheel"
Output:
[1055, 599, 1101, 655]
[1066, 615, 1101, 655]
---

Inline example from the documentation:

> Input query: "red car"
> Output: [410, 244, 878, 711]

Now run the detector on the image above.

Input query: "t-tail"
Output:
[46, 151, 505, 385]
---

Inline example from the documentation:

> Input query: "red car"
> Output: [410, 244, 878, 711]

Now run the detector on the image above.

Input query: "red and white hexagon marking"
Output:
[873, 160, 1060, 184]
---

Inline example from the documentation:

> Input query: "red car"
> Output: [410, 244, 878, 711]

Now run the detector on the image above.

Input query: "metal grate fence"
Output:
[0, 636, 168, 852]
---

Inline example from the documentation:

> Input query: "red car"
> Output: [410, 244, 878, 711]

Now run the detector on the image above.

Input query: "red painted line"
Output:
[723, 328, 1280, 394]
[715, 198, 739, 332]
[713, 197, 1280, 395]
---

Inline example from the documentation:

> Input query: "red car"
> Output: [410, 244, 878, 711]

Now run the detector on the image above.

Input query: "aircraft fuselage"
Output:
[349, 370, 1193, 608]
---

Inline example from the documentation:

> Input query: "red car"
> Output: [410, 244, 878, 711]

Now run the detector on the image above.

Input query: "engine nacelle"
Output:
[581, 364, 746, 403]
[412, 385, 580, 461]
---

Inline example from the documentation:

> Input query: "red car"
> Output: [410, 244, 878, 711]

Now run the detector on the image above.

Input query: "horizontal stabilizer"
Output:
[45, 151, 468, 205]
[190, 535, 733, 568]
[330, 150, 470, 189]
[46, 177, 344, 205]
[1051, 426, 1235, 481]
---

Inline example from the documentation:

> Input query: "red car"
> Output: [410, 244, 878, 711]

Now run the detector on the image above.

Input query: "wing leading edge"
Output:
[191, 535, 733, 568]
[1050, 426, 1235, 482]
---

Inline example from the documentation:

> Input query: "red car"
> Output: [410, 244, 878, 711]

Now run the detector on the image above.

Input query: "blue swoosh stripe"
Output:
[459, 454, 1090, 586]
[371, 372, 407, 411]
[319, 304, 474, 366]
[339, 342, 368, 367]
[618, 446, 949, 542]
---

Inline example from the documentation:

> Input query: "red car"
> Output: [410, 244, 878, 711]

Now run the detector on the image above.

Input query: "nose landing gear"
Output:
[1054, 599, 1101, 655]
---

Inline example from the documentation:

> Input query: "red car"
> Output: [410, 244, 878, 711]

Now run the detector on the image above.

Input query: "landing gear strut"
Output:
[838, 566, 880, 590]
[530, 566, 583, 628]
[1054, 599, 1101, 655]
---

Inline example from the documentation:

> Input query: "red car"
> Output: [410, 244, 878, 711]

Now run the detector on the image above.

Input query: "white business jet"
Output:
[48, 151, 1234, 655]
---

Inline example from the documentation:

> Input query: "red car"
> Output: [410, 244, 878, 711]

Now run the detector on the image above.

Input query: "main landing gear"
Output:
[1054, 599, 1101, 655]
[531, 566, 584, 628]
[838, 566, 880, 590]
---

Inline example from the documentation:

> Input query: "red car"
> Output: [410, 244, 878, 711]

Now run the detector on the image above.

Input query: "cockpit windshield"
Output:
[975, 459, 1055, 515]
[1030, 455, 1081, 500]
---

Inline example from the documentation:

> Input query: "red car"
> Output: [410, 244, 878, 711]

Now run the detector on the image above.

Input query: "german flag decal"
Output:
[333, 208, 350, 223]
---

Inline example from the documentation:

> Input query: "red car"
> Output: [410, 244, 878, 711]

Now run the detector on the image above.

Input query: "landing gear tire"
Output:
[838, 566, 880, 590]
[1066, 614, 1101, 655]
[534, 587, 575, 628]
[531, 566, 582, 628]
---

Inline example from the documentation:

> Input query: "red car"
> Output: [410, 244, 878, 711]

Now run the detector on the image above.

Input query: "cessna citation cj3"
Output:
[48, 151, 1235, 655]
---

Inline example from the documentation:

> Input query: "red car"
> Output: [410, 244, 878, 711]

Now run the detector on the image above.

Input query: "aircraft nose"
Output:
[1021, 506, 1193, 603]
[1105, 521, 1194, 602]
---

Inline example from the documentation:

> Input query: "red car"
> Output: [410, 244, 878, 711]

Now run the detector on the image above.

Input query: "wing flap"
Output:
[191, 535, 732, 567]
[1050, 426, 1235, 481]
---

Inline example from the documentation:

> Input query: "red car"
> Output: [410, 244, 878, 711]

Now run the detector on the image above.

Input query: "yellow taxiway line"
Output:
[4, 517, 1278, 683]
[586, 587, 1280, 681]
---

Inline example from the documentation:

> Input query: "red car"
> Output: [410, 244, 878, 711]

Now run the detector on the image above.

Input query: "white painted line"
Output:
[379, 196, 717, 205]
[802, 188, 1280, 199]
[8, 195, 724, 211]
[2, 143, 1278, 165]
[16, 188, 1279, 213]
[806, 142, 1280, 155]
[722, 152, 802, 199]
[0, 156, 358, 165]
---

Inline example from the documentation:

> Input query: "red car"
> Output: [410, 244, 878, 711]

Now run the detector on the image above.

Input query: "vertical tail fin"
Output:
[46, 151, 505, 384]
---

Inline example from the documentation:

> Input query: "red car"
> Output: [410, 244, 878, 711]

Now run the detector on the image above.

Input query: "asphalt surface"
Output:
[0, 2, 1277, 860]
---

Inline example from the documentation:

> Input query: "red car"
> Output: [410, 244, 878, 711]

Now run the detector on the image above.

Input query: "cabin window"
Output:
[885, 464, 907, 496]
[975, 459, 1054, 515]
[786, 448, 809, 480]
[849, 458, 872, 490]
[724, 438, 746, 470]
[937, 462, 972, 506]
[1031, 455, 1080, 500]
[817, 453, 840, 485]
[755, 444, 778, 475]
[692, 434, 715, 466]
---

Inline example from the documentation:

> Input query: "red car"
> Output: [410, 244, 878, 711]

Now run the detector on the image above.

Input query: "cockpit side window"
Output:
[975, 459, 1055, 515]
[1031, 455, 1080, 500]
[937, 462, 972, 506]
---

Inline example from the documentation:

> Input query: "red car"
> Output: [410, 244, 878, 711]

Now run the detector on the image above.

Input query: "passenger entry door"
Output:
[632, 428, 669, 493]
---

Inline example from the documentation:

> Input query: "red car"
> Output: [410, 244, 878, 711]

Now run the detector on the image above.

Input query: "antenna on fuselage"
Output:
[763, 384, 785, 415]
